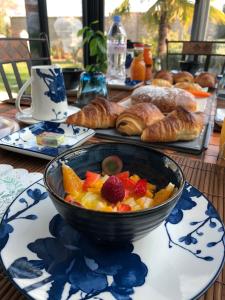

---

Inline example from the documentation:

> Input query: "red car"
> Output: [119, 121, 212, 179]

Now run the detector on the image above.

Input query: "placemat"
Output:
[0, 156, 224, 300]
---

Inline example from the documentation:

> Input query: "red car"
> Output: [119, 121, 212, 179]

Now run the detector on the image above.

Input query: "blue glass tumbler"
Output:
[76, 72, 108, 108]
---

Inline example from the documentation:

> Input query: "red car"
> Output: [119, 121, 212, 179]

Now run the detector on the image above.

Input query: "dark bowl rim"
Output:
[44, 142, 185, 216]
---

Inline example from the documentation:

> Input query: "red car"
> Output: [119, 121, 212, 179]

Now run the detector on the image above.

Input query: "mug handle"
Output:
[15, 78, 33, 115]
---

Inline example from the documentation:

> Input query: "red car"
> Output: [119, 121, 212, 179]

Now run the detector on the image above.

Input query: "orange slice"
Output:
[62, 163, 83, 197]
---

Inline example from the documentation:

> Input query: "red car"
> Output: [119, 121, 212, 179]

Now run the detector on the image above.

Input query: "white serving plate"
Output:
[0, 122, 95, 160]
[0, 180, 224, 300]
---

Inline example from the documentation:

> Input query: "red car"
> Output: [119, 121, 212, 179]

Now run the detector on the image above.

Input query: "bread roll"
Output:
[66, 97, 125, 128]
[154, 70, 173, 84]
[194, 72, 216, 88]
[116, 103, 164, 136]
[174, 82, 202, 91]
[141, 107, 204, 142]
[152, 78, 172, 87]
[173, 71, 194, 83]
[131, 86, 197, 113]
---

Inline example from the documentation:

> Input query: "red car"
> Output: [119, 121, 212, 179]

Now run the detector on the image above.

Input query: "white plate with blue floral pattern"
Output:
[0, 180, 224, 300]
[0, 122, 95, 160]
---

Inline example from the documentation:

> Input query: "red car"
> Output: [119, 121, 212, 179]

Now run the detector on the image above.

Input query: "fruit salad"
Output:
[62, 156, 175, 213]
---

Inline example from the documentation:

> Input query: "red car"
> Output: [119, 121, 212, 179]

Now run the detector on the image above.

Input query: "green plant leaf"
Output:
[89, 38, 98, 56]
[77, 27, 88, 37]
[91, 20, 99, 25]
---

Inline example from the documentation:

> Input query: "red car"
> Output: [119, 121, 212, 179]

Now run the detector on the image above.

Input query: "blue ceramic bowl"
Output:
[44, 143, 185, 243]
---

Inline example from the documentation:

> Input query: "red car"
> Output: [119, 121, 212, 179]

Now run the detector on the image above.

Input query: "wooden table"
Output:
[0, 91, 225, 300]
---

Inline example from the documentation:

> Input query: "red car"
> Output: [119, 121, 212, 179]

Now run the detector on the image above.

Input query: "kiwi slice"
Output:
[102, 155, 123, 175]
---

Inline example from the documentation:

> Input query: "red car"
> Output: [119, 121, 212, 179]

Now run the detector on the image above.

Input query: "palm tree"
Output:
[112, 0, 130, 16]
[143, 0, 192, 57]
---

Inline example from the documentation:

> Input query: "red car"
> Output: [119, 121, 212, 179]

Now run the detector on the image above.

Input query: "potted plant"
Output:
[76, 21, 108, 107]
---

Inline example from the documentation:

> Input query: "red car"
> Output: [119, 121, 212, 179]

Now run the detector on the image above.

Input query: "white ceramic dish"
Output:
[15, 105, 80, 125]
[0, 117, 20, 138]
[107, 81, 143, 90]
[0, 180, 224, 300]
[0, 122, 95, 160]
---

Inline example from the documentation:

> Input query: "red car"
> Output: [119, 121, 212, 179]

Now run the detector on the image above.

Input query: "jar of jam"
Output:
[130, 43, 146, 81]
[144, 44, 153, 81]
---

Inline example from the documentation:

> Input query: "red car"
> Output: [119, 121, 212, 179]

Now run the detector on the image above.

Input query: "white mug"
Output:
[16, 65, 68, 122]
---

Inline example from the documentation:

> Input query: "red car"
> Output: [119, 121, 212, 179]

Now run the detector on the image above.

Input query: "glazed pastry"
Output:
[154, 70, 173, 84]
[152, 78, 172, 88]
[66, 97, 125, 128]
[174, 82, 202, 91]
[141, 107, 204, 142]
[116, 103, 164, 136]
[173, 71, 194, 83]
[131, 86, 197, 113]
[194, 72, 216, 88]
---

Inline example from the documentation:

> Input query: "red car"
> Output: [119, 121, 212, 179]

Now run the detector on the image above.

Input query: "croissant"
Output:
[66, 97, 125, 128]
[116, 103, 164, 136]
[141, 107, 204, 142]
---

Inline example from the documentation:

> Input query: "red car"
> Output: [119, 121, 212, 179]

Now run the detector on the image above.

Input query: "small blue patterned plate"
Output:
[0, 180, 224, 300]
[0, 122, 95, 160]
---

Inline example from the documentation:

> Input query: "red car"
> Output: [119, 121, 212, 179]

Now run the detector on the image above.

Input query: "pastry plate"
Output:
[0, 122, 95, 160]
[95, 123, 212, 155]
[0, 179, 224, 300]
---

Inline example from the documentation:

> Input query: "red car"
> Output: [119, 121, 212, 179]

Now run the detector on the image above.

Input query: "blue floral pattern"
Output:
[1, 180, 224, 300]
[165, 183, 225, 261]
[36, 69, 66, 103]
[0, 185, 48, 252]
[0, 122, 95, 160]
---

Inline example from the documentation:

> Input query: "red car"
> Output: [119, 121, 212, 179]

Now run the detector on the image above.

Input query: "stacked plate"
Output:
[0, 117, 20, 139]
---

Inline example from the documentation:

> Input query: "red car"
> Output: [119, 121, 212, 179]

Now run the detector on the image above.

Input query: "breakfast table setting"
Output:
[0, 66, 225, 300]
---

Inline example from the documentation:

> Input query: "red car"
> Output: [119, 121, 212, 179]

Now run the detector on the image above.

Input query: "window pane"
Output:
[205, 1, 225, 73]
[206, 1, 225, 41]
[105, 0, 195, 70]
[0, 0, 27, 38]
[46, 0, 83, 69]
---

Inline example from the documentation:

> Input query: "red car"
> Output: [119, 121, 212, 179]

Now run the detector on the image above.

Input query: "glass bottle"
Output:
[125, 40, 134, 78]
[216, 73, 225, 100]
[144, 44, 153, 81]
[107, 15, 127, 84]
[130, 43, 146, 81]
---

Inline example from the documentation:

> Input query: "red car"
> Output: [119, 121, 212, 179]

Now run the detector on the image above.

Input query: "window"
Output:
[46, 0, 83, 68]
[0, 1, 29, 101]
[105, 0, 195, 64]
[206, 1, 225, 41]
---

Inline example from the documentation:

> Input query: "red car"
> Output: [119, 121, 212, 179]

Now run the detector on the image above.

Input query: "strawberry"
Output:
[101, 176, 125, 203]
[116, 171, 130, 180]
[121, 177, 136, 191]
[134, 179, 147, 197]
[117, 203, 131, 212]
[83, 171, 100, 191]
